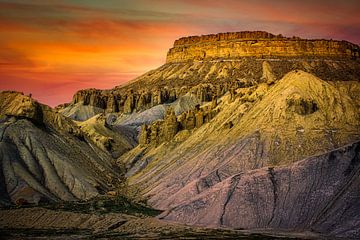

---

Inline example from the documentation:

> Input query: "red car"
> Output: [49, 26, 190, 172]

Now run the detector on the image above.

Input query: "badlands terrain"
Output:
[0, 31, 360, 239]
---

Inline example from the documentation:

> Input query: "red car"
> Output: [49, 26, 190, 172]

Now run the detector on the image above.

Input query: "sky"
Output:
[0, 0, 359, 107]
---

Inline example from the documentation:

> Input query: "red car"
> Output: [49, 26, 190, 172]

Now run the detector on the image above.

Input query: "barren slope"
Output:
[0, 92, 122, 205]
[119, 71, 360, 210]
[160, 141, 360, 239]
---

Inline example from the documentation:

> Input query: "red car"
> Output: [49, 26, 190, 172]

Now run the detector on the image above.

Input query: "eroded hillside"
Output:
[0, 92, 124, 205]
[2, 31, 360, 239]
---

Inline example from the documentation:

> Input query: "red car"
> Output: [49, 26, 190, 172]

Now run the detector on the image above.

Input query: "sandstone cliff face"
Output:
[167, 31, 360, 63]
[67, 87, 189, 119]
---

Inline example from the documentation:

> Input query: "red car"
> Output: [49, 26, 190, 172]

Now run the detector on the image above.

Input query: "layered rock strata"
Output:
[167, 31, 360, 63]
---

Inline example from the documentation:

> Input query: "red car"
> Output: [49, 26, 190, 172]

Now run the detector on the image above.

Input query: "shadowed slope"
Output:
[0, 92, 122, 205]
[160, 141, 360, 239]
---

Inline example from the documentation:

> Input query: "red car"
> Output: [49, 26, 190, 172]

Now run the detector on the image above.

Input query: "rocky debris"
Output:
[161, 141, 360, 239]
[68, 87, 195, 119]
[138, 114, 174, 147]
[65, 81, 227, 123]
[64, 62, 359, 122]
[167, 31, 360, 63]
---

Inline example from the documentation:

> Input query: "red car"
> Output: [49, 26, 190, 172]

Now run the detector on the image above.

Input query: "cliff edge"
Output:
[167, 31, 360, 63]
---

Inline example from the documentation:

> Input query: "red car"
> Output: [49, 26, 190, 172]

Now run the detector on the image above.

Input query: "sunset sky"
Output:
[1, 0, 359, 106]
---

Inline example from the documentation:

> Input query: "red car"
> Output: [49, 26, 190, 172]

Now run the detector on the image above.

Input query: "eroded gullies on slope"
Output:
[1, 31, 360, 239]
[0, 91, 124, 206]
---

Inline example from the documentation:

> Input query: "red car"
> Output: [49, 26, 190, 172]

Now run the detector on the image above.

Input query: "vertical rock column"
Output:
[162, 108, 179, 142]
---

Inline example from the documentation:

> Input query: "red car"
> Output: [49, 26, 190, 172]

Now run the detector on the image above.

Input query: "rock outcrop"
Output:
[139, 105, 219, 146]
[0, 91, 43, 124]
[0, 91, 123, 205]
[65, 87, 191, 118]
[167, 31, 360, 63]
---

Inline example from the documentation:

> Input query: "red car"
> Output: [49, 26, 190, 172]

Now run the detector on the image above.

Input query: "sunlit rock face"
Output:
[166, 31, 360, 63]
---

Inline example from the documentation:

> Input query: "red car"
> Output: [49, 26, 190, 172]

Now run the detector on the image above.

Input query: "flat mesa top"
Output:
[166, 31, 360, 63]
[173, 31, 358, 47]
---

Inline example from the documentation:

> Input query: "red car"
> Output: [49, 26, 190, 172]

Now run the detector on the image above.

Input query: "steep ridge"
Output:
[0, 91, 123, 205]
[118, 71, 360, 211]
[160, 141, 360, 239]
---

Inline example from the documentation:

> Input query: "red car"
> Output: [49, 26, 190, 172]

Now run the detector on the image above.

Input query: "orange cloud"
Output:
[1, 1, 359, 107]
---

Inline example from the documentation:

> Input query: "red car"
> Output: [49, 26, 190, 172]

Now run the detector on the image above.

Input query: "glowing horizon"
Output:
[1, 0, 359, 107]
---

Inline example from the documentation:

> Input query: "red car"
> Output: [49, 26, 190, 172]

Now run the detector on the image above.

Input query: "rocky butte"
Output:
[1, 31, 360, 239]
[167, 31, 359, 62]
